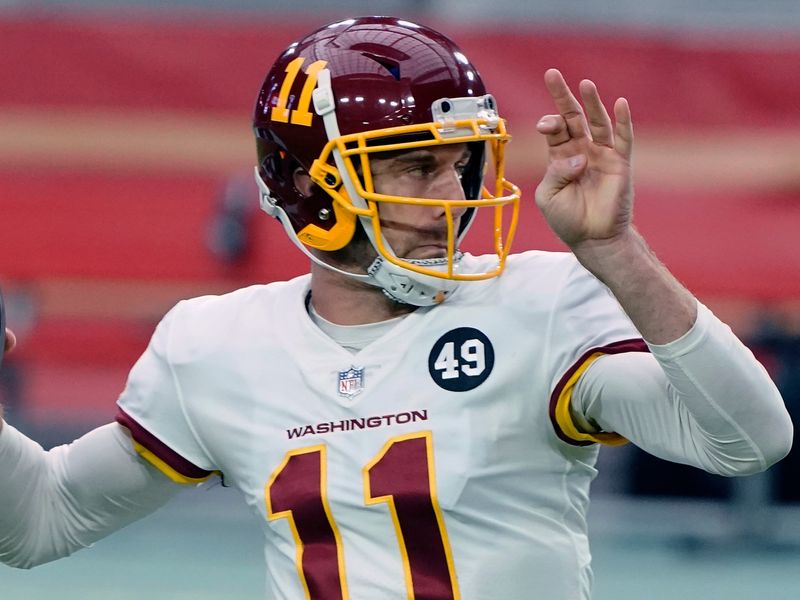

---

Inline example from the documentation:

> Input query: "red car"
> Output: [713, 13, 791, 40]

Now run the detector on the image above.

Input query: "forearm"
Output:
[575, 304, 793, 475]
[0, 422, 180, 568]
[571, 228, 696, 345]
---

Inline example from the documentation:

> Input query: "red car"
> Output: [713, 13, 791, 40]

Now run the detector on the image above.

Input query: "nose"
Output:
[431, 167, 468, 221]
[436, 166, 467, 200]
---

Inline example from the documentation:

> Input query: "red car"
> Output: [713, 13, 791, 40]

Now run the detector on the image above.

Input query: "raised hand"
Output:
[534, 68, 634, 250]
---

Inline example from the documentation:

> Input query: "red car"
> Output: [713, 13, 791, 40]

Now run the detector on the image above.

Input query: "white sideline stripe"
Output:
[0, 107, 798, 190]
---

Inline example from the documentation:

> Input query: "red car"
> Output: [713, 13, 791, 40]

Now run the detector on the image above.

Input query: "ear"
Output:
[293, 168, 315, 197]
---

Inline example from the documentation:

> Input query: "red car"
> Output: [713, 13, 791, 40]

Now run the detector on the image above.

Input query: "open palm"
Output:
[534, 69, 634, 249]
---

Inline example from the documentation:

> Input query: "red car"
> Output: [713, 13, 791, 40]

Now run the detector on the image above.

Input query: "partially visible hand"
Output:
[534, 68, 634, 250]
[4, 328, 16, 355]
[0, 328, 12, 428]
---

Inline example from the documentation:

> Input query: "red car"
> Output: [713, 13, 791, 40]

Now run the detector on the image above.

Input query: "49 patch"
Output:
[428, 327, 495, 392]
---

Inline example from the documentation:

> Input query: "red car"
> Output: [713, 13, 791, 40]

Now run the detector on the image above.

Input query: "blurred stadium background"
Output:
[1, 0, 799, 598]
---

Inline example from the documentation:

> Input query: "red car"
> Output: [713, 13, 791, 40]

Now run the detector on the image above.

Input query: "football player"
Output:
[0, 16, 792, 599]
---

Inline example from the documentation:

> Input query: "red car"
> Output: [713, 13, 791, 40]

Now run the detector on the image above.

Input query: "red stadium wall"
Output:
[1, 13, 799, 424]
[1, 14, 798, 292]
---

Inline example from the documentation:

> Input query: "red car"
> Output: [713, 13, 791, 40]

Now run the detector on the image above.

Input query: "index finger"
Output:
[544, 68, 589, 140]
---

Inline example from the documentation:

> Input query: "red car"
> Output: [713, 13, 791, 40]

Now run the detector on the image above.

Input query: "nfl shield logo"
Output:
[338, 366, 365, 399]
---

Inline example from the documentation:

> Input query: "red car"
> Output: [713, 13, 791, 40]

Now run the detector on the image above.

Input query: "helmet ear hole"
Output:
[292, 168, 316, 197]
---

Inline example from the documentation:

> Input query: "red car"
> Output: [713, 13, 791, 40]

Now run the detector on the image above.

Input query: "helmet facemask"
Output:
[299, 72, 520, 304]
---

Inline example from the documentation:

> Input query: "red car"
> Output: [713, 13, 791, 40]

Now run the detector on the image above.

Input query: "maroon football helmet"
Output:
[253, 16, 520, 305]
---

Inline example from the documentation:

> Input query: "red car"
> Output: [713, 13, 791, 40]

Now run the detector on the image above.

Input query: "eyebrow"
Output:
[393, 152, 437, 166]
[382, 147, 471, 165]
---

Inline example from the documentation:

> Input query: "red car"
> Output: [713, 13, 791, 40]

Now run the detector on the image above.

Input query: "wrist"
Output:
[568, 227, 649, 282]
[570, 227, 697, 344]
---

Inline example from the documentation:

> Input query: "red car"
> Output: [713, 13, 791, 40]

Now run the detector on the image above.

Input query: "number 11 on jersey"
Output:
[266, 431, 461, 599]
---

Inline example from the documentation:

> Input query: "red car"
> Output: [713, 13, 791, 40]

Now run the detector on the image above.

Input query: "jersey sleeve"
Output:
[116, 303, 216, 484]
[544, 258, 649, 446]
[573, 303, 792, 475]
[0, 422, 180, 568]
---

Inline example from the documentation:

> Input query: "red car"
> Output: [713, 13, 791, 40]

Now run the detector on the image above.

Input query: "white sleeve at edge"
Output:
[574, 302, 793, 476]
[0, 422, 181, 569]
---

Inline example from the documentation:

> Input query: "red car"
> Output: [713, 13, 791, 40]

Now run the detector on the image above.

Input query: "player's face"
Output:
[370, 143, 470, 260]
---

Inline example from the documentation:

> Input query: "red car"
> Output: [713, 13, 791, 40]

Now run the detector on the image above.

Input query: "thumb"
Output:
[535, 154, 587, 207]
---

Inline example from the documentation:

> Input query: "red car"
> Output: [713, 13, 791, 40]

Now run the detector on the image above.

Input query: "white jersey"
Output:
[116, 250, 645, 600]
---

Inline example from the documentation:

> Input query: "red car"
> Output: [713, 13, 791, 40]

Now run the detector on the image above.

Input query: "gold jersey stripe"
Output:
[132, 440, 216, 485]
[553, 351, 629, 447]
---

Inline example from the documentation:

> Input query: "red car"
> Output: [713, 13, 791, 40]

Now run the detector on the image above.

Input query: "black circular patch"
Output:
[428, 327, 494, 392]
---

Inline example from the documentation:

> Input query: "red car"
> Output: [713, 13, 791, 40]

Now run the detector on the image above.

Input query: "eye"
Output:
[406, 164, 435, 177]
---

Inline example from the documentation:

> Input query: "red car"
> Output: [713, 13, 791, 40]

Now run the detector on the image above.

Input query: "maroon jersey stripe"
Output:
[549, 338, 650, 446]
[116, 408, 212, 479]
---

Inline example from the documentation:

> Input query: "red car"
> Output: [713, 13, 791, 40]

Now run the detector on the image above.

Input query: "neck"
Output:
[309, 262, 416, 325]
